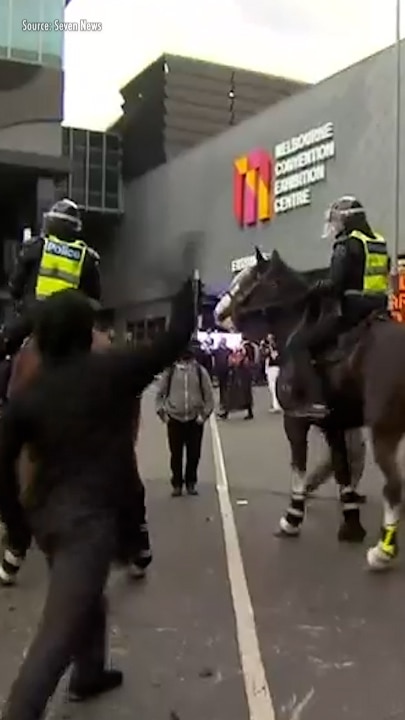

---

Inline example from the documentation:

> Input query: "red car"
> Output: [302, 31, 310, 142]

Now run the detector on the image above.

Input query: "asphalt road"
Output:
[1, 386, 405, 719]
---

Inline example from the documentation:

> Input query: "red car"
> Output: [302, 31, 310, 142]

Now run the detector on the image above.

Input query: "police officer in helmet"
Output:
[0, 198, 101, 362]
[290, 195, 390, 419]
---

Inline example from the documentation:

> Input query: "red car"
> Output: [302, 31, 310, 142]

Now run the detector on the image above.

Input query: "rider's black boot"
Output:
[289, 350, 329, 419]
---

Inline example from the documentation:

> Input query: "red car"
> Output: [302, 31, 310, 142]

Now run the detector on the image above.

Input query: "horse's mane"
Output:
[265, 250, 310, 308]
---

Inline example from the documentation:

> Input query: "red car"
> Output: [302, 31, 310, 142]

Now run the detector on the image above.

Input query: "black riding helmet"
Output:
[42, 198, 82, 241]
[322, 195, 371, 241]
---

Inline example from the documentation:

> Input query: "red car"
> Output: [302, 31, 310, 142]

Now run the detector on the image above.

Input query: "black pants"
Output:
[1, 516, 114, 720]
[115, 462, 152, 570]
[167, 419, 204, 489]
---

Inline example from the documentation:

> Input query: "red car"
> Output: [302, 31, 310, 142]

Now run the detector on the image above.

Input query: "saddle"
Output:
[316, 308, 390, 367]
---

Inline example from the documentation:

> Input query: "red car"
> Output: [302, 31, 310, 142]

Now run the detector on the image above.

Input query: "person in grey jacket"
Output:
[156, 343, 214, 496]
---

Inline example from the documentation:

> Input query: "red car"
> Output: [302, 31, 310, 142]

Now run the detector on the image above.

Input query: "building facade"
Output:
[58, 127, 123, 305]
[113, 54, 309, 181]
[61, 127, 123, 215]
[0, 0, 70, 313]
[107, 42, 403, 330]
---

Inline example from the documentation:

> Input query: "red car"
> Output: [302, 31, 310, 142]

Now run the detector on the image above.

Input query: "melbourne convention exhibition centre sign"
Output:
[233, 121, 335, 227]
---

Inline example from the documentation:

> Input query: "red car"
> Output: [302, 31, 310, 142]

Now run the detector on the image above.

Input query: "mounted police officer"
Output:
[0, 198, 101, 363]
[290, 195, 390, 419]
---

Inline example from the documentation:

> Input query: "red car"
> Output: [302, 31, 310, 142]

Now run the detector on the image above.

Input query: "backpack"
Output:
[165, 363, 205, 402]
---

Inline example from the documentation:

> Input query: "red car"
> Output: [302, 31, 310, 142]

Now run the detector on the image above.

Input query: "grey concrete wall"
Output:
[0, 122, 62, 156]
[110, 43, 403, 319]
[0, 61, 64, 157]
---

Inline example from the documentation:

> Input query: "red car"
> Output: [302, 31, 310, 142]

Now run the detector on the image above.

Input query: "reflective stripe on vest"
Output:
[35, 236, 87, 300]
[349, 229, 389, 294]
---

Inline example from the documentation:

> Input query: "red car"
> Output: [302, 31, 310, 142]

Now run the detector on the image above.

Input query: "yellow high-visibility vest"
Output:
[350, 230, 389, 294]
[35, 235, 87, 300]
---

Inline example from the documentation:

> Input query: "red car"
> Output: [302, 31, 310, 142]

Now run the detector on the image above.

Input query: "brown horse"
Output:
[215, 248, 405, 572]
[1, 329, 151, 584]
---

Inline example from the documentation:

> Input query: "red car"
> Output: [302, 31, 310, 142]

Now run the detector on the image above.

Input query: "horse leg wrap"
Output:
[378, 524, 398, 560]
[341, 487, 361, 522]
[0, 548, 24, 585]
[278, 493, 305, 536]
[338, 487, 366, 542]
[130, 523, 152, 572]
[379, 524, 399, 557]
[367, 524, 399, 570]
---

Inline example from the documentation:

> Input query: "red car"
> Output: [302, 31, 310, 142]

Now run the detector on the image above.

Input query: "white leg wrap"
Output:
[291, 470, 306, 495]
[0, 564, 16, 585]
[279, 515, 300, 536]
[128, 563, 146, 579]
[367, 543, 396, 571]
[382, 499, 400, 527]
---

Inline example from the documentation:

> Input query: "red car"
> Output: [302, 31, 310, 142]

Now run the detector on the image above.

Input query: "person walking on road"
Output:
[0, 278, 197, 720]
[264, 333, 281, 412]
[214, 336, 231, 415]
[156, 342, 214, 496]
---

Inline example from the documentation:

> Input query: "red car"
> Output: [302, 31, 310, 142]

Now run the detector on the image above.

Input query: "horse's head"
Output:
[214, 248, 310, 337]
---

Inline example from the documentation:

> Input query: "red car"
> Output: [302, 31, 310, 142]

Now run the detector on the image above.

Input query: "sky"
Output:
[63, 0, 402, 130]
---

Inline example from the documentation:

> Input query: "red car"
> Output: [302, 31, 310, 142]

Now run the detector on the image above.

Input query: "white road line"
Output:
[209, 414, 276, 720]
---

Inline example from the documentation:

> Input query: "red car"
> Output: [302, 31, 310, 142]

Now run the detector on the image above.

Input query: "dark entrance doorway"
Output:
[0, 166, 37, 321]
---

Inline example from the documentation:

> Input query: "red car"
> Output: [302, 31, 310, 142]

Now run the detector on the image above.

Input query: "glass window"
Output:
[0, 0, 9, 55]
[89, 135, 103, 164]
[72, 128, 87, 150]
[89, 133, 103, 150]
[72, 147, 86, 163]
[88, 165, 102, 194]
[106, 151, 121, 171]
[71, 186, 85, 206]
[88, 190, 102, 208]
[89, 147, 103, 163]
[72, 147, 86, 164]
[105, 193, 119, 210]
[105, 169, 118, 195]
[71, 157, 86, 190]
[0, 0, 64, 66]
[10, 0, 41, 62]
[40, 0, 63, 66]
[106, 134, 120, 152]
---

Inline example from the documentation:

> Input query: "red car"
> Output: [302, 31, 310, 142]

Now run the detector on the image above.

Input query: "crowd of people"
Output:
[192, 331, 281, 417]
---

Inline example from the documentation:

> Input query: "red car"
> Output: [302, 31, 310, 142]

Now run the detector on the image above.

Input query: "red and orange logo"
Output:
[233, 149, 273, 227]
[391, 272, 405, 323]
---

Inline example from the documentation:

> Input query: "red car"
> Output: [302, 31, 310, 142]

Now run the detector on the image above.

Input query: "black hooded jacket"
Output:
[0, 280, 197, 548]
